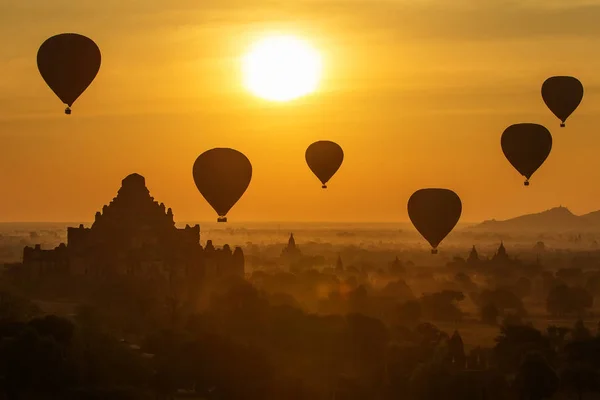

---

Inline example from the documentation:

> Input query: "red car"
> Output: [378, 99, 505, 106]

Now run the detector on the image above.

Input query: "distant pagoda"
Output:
[467, 246, 479, 264]
[281, 233, 302, 259]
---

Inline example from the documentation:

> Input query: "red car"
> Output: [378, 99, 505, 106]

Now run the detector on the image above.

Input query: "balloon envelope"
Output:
[542, 76, 583, 127]
[37, 33, 101, 113]
[501, 124, 552, 185]
[193, 148, 252, 222]
[408, 189, 462, 254]
[305, 141, 344, 188]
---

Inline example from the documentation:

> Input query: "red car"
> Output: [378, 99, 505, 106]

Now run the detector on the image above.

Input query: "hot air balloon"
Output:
[501, 124, 552, 186]
[193, 148, 252, 223]
[305, 141, 344, 189]
[542, 76, 583, 127]
[408, 189, 462, 254]
[37, 33, 101, 115]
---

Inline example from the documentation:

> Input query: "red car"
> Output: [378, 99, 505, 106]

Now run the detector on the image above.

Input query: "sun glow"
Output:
[242, 35, 322, 102]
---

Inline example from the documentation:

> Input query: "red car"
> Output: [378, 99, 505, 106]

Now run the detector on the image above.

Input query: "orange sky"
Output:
[1, 0, 600, 223]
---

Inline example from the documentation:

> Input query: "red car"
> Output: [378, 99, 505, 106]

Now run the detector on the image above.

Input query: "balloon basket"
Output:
[524, 180, 530, 187]
[322, 185, 327, 189]
[560, 123, 565, 128]
[431, 249, 438, 255]
[217, 217, 228, 223]
[65, 107, 72, 115]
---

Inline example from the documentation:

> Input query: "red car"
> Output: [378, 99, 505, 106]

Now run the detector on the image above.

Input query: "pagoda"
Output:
[281, 233, 302, 259]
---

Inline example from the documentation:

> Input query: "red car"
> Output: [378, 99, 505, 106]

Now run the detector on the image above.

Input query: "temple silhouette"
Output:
[448, 241, 541, 272]
[281, 233, 301, 260]
[21, 173, 244, 281]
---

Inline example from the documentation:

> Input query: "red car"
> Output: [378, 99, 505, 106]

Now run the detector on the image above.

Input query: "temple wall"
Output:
[22, 242, 244, 281]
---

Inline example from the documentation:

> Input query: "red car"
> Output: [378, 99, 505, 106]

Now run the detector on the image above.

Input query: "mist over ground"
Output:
[3, 209, 600, 399]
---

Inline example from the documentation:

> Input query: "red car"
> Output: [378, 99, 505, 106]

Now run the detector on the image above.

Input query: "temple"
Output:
[389, 256, 404, 275]
[281, 233, 301, 259]
[21, 174, 244, 281]
[449, 242, 536, 271]
[336, 254, 344, 272]
[492, 242, 509, 263]
[467, 246, 479, 264]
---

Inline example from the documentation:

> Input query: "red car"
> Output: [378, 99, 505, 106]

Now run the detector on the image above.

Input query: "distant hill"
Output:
[469, 206, 600, 233]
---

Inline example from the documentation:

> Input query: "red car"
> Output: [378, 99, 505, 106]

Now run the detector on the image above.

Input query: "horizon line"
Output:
[0, 220, 481, 226]
[0, 206, 588, 227]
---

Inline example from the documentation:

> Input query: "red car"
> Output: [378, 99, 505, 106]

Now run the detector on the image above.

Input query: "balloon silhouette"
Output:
[501, 124, 552, 186]
[542, 76, 583, 127]
[408, 189, 462, 254]
[37, 33, 101, 115]
[193, 148, 252, 223]
[305, 141, 344, 189]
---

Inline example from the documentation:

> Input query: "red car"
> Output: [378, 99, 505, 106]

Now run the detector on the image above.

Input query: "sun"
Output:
[242, 35, 322, 102]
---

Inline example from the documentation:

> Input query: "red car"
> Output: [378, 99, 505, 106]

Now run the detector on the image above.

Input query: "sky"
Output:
[1, 0, 600, 223]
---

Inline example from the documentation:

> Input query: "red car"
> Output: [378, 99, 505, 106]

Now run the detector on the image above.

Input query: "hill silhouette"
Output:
[469, 206, 600, 233]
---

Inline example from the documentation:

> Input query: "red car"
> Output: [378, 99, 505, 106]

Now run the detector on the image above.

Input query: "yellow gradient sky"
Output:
[1, 0, 600, 223]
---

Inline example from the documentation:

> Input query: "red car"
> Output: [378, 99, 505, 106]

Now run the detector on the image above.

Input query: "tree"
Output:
[515, 277, 532, 299]
[547, 285, 593, 317]
[454, 273, 475, 291]
[398, 301, 421, 325]
[572, 320, 592, 342]
[186, 335, 274, 400]
[0, 291, 41, 322]
[445, 331, 466, 369]
[382, 280, 414, 301]
[494, 323, 554, 373]
[420, 291, 464, 322]
[514, 353, 559, 400]
[0, 327, 75, 398]
[585, 274, 600, 297]
[415, 323, 449, 349]
[479, 288, 525, 316]
[345, 313, 389, 388]
[547, 325, 570, 352]
[561, 336, 600, 399]
[534, 241, 546, 252]
[557, 268, 583, 283]
[29, 315, 75, 346]
[209, 278, 270, 342]
[481, 303, 499, 325]
[573, 287, 594, 314]
[349, 285, 369, 315]
[65, 387, 152, 400]
[410, 361, 452, 400]
[561, 363, 600, 400]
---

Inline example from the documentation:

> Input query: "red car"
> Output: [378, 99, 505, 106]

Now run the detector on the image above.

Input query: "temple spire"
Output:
[467, 245, 479, 263]
[281, 233, 301, 259]
[493, 241, 509, 262]
[498, 242, 506, 256]
[336, 254, 344, 272]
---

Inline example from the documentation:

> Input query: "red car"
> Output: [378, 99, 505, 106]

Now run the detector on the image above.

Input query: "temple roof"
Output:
[468, 245, 479, 262]
[282, 233, 301, 258]
[90, 173, 176, 236]
[336, 254, 344, 270]
[122, 173, 145, 187]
